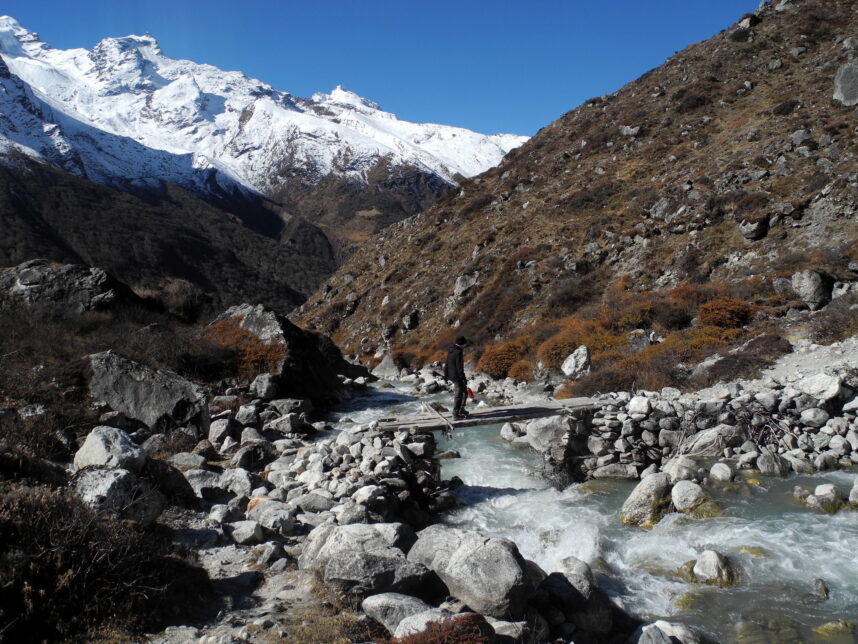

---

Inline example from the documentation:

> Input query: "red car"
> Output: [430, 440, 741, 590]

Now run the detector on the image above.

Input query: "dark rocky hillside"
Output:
[0, 153, 336, 313]
[299, 0, 858, 385]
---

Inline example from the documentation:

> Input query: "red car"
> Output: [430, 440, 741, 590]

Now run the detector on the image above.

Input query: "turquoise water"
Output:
[332, 386, 858, 642]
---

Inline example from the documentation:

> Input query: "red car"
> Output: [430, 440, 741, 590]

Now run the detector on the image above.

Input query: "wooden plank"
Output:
[377, 397, 598, 432]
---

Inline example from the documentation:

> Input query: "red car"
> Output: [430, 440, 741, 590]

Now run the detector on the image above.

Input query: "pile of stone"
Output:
[509, 369, 858, 484]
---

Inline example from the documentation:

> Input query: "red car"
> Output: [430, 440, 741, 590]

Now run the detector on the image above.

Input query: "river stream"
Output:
[331, 384, 858, 643]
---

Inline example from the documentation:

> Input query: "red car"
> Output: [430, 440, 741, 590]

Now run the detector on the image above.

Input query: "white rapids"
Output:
[331, 385, 858, 642]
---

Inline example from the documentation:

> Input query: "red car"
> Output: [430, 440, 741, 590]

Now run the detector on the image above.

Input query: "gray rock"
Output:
[0, 259, 122, 312]
[324, 547, 433, 599]
[783, 453, 814, 474]
[361, 593, 432, 635]
[393, 609, 453, 638]
[682, 424, 745, 456]
[88, 351, 209, 431]
[850, 478, 858, 505]
[560, 345, 591, 379]
[298, 491, 336, 513]
[757, 450, 790, 477]
[671, 480, 705, 512]
[169, 451, 207, 470]
[407, 524, 532, 619]
[592, 463, 639, 479]
[619, 472, 672, 528]
[791, 270, 831, 311]
[269, 398, 313, 416]
[225, 520, 264, 545]
[299, 522, 415, 570]
[709, 462, 733, 482]
[539, 567, 613, 634]
[183, 469, 225, 499]
[834, 62, 858, 107]
[246, 499, 296, 536]
[632, 621, 703, 644]
[250, 373, 280, 400]
[500, 422, 522, 441]
[372, 355, 401, 380]
[454, 271, 480, 297]
[71, 467, 164, 527]
[74, 426, 146, 472]
[526, 416, 570, 453]
[800, 408, 830, 428]
[796, 374, 843, 403]
[662, 455, 701, 483]
[628, 395, 651, 415]
[692, 550, 737, 586]
[740, 218, 768, 241]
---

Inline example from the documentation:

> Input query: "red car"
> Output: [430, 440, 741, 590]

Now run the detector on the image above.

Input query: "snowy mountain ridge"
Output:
[0, 15, 527, 198]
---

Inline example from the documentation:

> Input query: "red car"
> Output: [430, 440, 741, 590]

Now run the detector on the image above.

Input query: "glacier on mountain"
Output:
[0, 15, 527, 198]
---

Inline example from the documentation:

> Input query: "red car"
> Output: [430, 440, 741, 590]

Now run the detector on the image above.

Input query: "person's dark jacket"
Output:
[444, 344, 466, 382]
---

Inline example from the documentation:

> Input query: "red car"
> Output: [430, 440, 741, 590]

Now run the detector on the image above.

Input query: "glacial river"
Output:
[331, 384, 858, 643]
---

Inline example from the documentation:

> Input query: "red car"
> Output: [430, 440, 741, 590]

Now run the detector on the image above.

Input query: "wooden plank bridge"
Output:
[376, 397, 599, 432]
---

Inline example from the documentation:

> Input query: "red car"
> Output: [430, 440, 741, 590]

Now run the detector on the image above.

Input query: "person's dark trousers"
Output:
[453, 379, 466, 416]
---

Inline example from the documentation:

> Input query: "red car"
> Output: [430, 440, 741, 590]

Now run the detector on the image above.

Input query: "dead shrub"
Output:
[698, 297, 755, 328]
[0, 484, 213, 641]
[204, 317, 288, 380]
[380, 614, 493, 644]
[809, 294, 858, 344]
[477, 340, 528, 379]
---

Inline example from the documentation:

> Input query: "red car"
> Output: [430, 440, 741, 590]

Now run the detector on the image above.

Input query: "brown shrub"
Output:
[698, 297, 755, 328]
[381, 614, 492, 644]
[508, 360, 535, 382]
[0, 484, 213, 641]
[204, 317, 288, 380]
[477, 340, 528, 379]
[809, 294, 858, 344]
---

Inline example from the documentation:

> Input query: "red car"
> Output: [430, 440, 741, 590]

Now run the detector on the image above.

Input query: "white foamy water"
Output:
[331, 386, 858, 642]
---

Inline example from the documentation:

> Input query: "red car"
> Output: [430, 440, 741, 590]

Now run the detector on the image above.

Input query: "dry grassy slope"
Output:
[298, 0, 858, 358]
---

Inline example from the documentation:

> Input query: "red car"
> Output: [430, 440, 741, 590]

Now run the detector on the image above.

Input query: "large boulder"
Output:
[71, 467, 165, 527]
[407, 524, 532, 619]
[371, 355, 401, 380]
[74, 426, 146, 472]
[796, 374, 843, 403]
[538, 558, 615, 634]
[0, 259, 128, 312]
[298, 522, 416, 570]
[619, 473, 672, 528]
[324, 547, 435, 599]
[526, 416, 570, 453]
[561, 346, 591, 379]
[246, 498, 296, 536]
[212, 304, 370, 406]
[361, 593, 433, 635]
[88, 352, 209, 431]
[833, 61, 858, 107]
[791, 270, 831, 310]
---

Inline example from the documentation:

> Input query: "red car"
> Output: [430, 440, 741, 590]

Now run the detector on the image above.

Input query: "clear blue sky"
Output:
[3, 0, 759, 136]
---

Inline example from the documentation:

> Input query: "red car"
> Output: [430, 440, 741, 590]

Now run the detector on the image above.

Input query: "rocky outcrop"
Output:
[407, 524, 533, 619]
[0, 259, 129, 312]
[88, 351, 209, 431]
[213, 304, 371, 407]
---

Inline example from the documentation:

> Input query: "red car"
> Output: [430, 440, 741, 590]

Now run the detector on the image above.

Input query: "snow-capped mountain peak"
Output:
[0, 16, 526, 212]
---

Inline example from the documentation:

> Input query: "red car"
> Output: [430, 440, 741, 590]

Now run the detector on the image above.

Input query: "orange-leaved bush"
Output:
[697, 297, 755, 328]
[204, 317, 288, 379]
[476, 340, 528, 379]
[508, 360, 534, 382]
